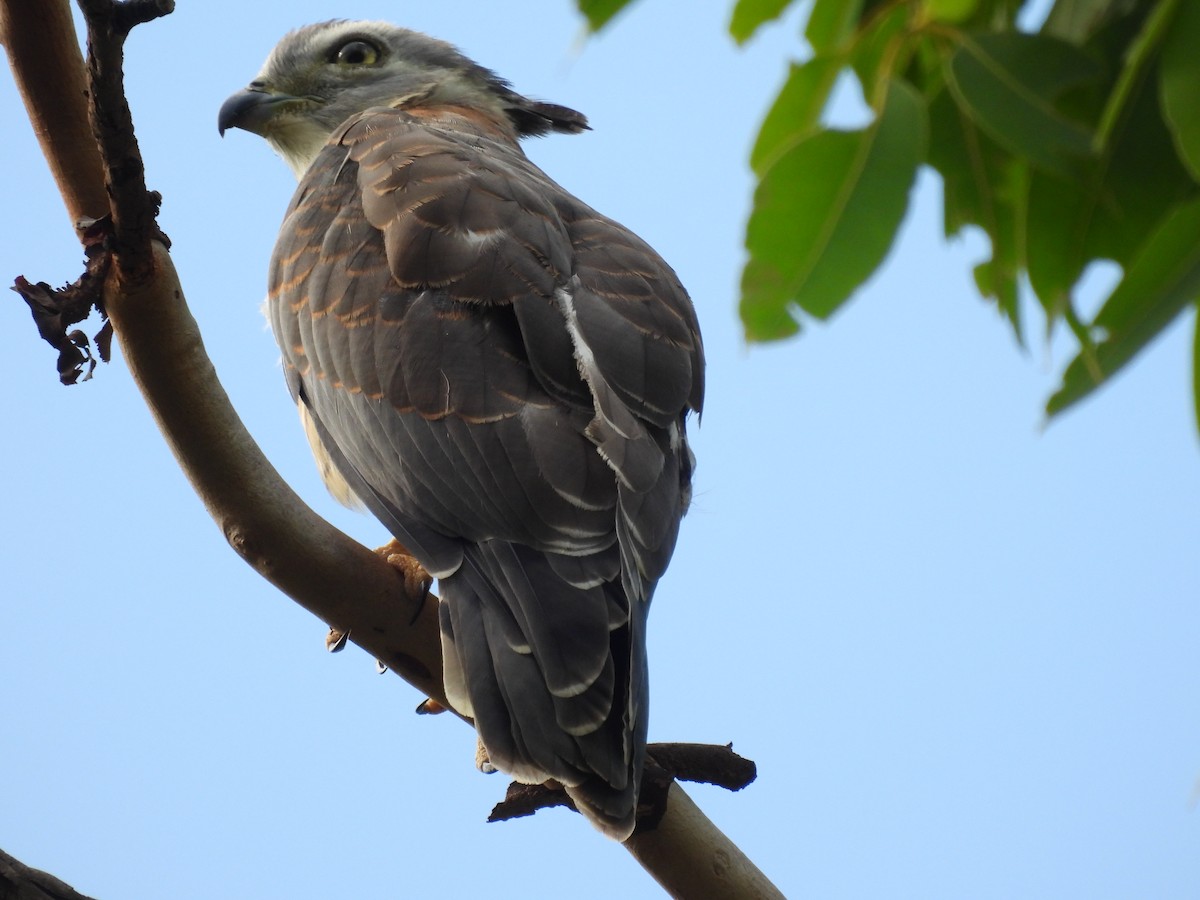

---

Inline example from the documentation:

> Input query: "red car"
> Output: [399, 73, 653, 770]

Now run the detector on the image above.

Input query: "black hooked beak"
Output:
[218, 84, 292, 136]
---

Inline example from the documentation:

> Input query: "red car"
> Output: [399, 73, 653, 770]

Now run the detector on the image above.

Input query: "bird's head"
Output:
[218, 20, 588, 178]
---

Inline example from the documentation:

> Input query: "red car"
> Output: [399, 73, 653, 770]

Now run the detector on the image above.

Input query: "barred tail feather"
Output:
[438, 539, 648, 840]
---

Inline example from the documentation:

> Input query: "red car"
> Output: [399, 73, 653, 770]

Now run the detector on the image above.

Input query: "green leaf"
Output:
[1042, 0, 1144, 43]
[924, 0, 979, 24]
[741, 79, 927, 340]
[1027, 62, 1196, 321]
[576, 0, 636, 31]
[750, 57, 842, 175]
[1047, 196, 1200, 418]
[1090, 0, 1176, 154]
[1025, 172, 1084, 322]
[730, 0, 796, 45]
[849, 3, 912, 105]
[926, 85, 1026, 336]
[1159, 0, 1200, 181]
[969, 158, 1026, 338]
[945, 32, 1101, 177]
[806, 0, 864, 53]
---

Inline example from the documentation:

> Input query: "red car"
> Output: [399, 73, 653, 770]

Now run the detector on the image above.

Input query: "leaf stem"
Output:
[1093, 0, 1180, 153]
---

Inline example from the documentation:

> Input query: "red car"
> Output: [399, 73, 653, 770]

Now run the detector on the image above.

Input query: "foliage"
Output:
[578, 0, 1200, 434]
[576, 0, 634, 30]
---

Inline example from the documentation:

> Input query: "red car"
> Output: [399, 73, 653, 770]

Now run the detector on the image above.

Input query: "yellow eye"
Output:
[334, 40, 379, 66]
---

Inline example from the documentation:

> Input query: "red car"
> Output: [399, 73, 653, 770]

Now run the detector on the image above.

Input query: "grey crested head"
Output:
[218, 20, 588, 177]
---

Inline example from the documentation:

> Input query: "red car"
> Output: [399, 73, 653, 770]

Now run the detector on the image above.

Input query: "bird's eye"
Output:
[333, 40, 380, 67]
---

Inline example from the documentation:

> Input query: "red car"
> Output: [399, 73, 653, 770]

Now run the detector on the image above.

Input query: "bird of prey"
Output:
[218, 20, 704, 840]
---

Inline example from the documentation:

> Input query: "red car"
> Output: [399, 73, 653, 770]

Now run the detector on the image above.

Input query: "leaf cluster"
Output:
[580, 0, 1200, 432]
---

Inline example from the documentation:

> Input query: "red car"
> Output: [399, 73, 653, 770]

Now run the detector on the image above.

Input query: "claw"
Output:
[326, 627, 349, 652]
[415, 698, 448, 715]
[475, 736, 497, 774]
[374, 538, 434, 608]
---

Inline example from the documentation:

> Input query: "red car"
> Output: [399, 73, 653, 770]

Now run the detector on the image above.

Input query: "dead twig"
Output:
[488, 742, 758, 831]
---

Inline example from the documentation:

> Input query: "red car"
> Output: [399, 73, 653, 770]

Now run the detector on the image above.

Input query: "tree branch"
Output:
[0, 848, 99, 900]
[75, 0, 171, 282]
[626, 785, 783, 899]
[490, 742, 758, 825]
[3, 2, 784, 897]
[0, 0, 106, 224]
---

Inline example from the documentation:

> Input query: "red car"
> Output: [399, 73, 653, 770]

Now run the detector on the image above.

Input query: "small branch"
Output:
[0, 848, 99, 900]
[489, 742, 757, 826]
[645, 742, 758, 792]
[12, 217, 112, 384]
[75, 0, 171, 284]
[489, 781, 575, 822]
[111, 0, 174, 34]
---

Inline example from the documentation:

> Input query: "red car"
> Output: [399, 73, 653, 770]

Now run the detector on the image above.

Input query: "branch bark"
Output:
[2, 3, 785, 897]
[0, 848, 98, 900]
[0, 0, 106, 225]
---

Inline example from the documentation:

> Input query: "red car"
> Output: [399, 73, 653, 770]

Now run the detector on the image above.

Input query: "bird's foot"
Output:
[475, 736, 497, 774]
[324, 541, 431, 660]
[374, 538, 433, 606]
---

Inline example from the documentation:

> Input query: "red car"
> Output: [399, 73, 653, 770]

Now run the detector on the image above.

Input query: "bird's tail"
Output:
[438, 539, 648, 840]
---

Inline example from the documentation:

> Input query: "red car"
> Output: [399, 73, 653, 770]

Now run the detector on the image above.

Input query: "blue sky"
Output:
[3, 1, 1198, 897]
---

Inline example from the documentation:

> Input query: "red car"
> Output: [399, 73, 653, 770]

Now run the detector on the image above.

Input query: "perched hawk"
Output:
[218, 20, 704, 840]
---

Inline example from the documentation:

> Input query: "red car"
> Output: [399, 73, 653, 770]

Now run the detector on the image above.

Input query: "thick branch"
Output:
[0, 848, 99, 900]
[626, 785, 784, 899]
[6, 2, 785, 897]
[0, 0, 107, 224]
[104, 243, 450, 702]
